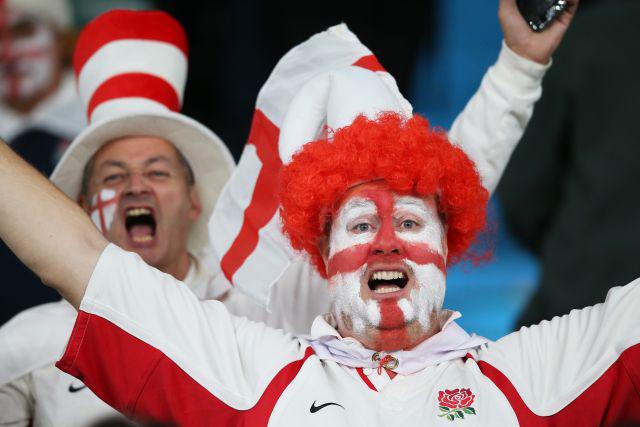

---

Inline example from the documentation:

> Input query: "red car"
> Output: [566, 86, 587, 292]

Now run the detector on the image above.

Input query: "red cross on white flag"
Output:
[209, 24, 396, 307]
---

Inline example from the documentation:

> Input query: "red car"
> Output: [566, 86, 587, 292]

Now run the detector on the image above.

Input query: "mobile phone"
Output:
[517, 0, 567, 32]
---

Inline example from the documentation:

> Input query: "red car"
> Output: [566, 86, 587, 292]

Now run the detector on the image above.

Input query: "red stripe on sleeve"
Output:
[56, 312, 314, 425]
[352, 55, 386, 73]
[476, 344, 640, 426]
[86, 73, 181, 119]
[220, 109, 282, 283]
[356, 367, 378, 392]
[73, 10, 188, 75]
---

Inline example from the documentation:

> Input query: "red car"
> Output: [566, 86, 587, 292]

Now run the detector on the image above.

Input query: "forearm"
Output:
[449, 42, 550, 194]
[0, 141, 107, 307]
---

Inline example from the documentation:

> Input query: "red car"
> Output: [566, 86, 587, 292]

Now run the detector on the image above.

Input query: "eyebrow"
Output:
[394, 196, 431, 214]
[144, 156, 173, 167]
[96, 156, 174, 172]
[343, 198, 376, 211]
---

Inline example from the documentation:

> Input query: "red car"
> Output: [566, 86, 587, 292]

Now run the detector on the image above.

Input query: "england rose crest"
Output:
[437, 388, 477, 421]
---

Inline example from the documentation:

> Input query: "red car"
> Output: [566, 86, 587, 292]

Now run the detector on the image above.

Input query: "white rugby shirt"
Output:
[56, 244, 640, 426]
[0, 252, 328, 427]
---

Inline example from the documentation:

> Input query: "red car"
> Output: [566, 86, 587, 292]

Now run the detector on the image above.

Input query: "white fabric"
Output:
[63, 244, 640, 425]
[278, 65, 411, 164]
[309, 311, 488, 375]
[0, 256, 216, 427]
[0, 248, 332, 426]
[0, 72, 85, 142]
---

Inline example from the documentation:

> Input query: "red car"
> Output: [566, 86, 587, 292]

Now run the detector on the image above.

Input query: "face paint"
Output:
[0, 11, 56, 101]
[90, 188, 119, 235]
[326, 183, 447, 348]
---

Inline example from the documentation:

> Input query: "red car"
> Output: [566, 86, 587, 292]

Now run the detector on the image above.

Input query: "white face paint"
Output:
[90, 188, 119, 235]
[402, 260, 446, 329]
[0, 12, 57, 102]
[327, 185, 447, 338]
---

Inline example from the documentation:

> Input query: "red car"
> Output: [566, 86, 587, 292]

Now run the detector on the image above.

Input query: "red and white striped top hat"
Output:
[50, 9, 234, 253]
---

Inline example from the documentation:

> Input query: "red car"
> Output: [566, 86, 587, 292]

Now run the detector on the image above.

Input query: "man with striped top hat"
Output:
[4, 1, 636, 426]
[0, 9, 236, 427]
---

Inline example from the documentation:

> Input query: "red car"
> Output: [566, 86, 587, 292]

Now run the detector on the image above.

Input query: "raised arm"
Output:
[0, 141, 107, 307]
[449, 0, 578, 194]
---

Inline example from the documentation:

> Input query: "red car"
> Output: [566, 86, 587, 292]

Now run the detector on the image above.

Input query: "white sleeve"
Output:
[449, 41, 551, 194]
[0, 375, 32, 427]
[477, 279, 640, 415]
[58, 244, 308, 412]
[223, 258, 330, 336]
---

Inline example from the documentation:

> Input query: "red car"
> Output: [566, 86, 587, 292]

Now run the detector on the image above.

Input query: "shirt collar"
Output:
[308, 310, 488, 375]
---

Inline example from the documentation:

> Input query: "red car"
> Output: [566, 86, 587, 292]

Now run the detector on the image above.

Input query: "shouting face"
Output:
[324, 181, 447, 351]
[82, 136, 201, 280]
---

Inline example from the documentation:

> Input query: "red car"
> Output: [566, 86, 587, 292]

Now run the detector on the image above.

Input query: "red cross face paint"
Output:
[90, 188, 119, 235]
[0, 10, 56, 102]
[326, 181, 447, 349]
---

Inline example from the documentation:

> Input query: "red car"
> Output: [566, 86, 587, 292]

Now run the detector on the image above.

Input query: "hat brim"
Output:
[50, 110, 235, 253]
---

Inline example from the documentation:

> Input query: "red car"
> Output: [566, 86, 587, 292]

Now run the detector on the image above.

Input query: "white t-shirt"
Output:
[56, 245, 640, 426]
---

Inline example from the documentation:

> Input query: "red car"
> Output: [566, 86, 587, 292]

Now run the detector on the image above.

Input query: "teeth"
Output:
[373, 285, 401, 294]
[132, 235, 153, 242]
[126, 208, 152, 217]
[372, 270, 406, 281]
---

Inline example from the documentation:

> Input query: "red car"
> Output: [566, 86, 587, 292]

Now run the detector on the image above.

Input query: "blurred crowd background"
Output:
[3, 0, 638, 341]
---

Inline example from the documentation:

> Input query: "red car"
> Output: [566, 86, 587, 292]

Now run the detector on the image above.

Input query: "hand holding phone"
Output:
[517, 0, 568, 32]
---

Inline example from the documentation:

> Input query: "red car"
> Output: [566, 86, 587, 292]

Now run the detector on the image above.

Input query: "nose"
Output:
[123, 171, 151, 197]
[371, 224, 403, 256]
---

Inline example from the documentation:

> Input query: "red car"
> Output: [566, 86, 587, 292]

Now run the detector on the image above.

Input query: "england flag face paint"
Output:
[0, 10, 56, 102]
[326, 181, 447, 350]
[90, 188, 119, 235]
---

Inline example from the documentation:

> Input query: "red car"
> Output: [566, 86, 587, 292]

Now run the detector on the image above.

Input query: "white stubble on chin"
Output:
[329, 266, 380, 335]
[405, 260, 446, 330]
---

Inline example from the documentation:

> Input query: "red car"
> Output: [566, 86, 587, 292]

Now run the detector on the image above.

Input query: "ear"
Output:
[187, 187, 202, 221]
[441, 223, 449, 264]
[317, 234, 330, 271]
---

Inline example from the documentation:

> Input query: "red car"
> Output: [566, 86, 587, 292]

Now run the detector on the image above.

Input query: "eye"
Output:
[352, 222, 372, 233]
[400, 219, 419, 230]
[147, 170, 170, 179]
[103, 173, 124, 184]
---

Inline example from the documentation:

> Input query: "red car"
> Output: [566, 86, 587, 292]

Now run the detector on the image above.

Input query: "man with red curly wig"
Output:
[2, 1, 640, 426]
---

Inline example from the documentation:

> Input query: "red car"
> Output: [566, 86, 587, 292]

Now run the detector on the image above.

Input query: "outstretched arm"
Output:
[0, 141, 107, 307]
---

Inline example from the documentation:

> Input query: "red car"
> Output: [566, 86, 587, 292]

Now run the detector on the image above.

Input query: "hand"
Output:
[499, 0, 579, 64]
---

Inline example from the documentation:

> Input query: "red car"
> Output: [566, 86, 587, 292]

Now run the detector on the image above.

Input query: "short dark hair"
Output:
[80, 144, 196, 198]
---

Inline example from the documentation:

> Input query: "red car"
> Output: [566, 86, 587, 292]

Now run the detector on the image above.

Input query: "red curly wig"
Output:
[279, 112, 489, 278]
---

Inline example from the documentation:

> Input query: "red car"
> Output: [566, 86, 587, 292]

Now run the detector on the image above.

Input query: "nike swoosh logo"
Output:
[68, 383, 87, 393]
[310, 400, 345, 413]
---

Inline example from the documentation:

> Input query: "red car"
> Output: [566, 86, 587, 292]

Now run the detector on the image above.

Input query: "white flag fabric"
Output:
[209, 24, 402, 307]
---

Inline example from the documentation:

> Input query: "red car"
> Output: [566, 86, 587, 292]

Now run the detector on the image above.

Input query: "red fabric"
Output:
[220, 109, 283, 283]
[352, 55, 386, 73]
[86, 73, 181, 118]
[473, 344, 640, 426]
[356, 367, 378, 392]
[279, 113, 490, 277]
[57, 312, 314, 425]
[73, 10, 188, 75]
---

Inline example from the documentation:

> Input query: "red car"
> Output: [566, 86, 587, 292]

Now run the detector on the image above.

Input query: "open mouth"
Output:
[367, 270, 409, 294]
[125, 207, 156, 243]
